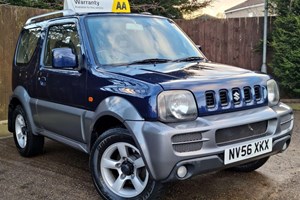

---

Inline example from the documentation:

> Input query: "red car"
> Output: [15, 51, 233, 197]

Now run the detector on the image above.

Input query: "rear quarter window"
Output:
[16, 27, 41, 65]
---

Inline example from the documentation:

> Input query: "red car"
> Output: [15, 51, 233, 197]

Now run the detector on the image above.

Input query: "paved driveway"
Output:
[0, 112, 299, 200]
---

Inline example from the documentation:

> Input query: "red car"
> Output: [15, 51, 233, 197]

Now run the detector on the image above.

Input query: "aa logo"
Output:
[112, 0, 131, 13]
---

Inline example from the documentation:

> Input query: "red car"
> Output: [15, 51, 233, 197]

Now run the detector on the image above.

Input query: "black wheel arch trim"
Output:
[8, 86, 38, 135]
[86, 96, 144, 148]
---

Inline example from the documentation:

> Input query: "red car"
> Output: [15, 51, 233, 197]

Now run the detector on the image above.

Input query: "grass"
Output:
[287, 103, 300, 111]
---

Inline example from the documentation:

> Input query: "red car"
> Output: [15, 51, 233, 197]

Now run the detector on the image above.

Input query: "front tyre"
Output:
[12, 105, 44, 157]
[90, 128, 162, 200]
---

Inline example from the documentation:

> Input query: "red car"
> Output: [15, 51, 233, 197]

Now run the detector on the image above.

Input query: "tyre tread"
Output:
[12, 105, 44, 157]
[90, 128, 163, 200]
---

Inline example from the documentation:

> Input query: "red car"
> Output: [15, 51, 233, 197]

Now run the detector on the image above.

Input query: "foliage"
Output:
[0, 0, 213, 19]
[270, 0, 300, 97]
[270, 0, 300, 16]
[0, 0, 63, 9]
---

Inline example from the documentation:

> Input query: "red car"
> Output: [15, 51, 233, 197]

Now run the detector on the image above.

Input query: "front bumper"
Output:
[125, 103, 294, 182]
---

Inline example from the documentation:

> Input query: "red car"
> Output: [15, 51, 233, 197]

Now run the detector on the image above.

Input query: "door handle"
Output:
[38, 76, 47, 86]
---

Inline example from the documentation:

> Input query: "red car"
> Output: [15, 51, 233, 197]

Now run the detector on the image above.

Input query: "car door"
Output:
[36, 19, 87, 142]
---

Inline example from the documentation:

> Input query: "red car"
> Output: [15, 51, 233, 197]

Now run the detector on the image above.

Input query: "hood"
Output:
[105, 61, 252, 85]
[103, 61, 270, 116]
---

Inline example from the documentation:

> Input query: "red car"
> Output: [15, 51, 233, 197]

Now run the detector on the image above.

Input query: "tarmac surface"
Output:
[0, 112, 299, 200]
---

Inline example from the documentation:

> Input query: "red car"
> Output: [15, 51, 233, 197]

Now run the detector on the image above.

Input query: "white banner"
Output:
[64, 0, 131, 13]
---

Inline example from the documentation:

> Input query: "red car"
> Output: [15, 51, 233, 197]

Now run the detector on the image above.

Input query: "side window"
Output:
[44, 23, 82, 68]
[16, 28, 41, 65]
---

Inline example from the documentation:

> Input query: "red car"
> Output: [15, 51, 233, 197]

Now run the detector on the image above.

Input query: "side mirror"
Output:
[196, 45, 202, 51]
[52, 48, 78, 69]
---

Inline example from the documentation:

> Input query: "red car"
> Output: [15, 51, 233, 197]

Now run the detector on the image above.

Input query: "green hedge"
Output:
[271, 0, 300, 97]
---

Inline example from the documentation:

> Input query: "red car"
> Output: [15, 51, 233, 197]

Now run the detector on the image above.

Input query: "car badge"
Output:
[233, 91, 240, 102]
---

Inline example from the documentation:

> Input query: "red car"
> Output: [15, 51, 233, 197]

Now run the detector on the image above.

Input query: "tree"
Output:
[0, 0, 213, 19]
[0, 0, 63, 9]
[271, 0, 300, 97]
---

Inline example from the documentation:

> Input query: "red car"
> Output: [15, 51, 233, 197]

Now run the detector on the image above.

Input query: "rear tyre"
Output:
[229, 157, 270, 172]
[90, 128, 163, 200]
[12, 105, 44, 157]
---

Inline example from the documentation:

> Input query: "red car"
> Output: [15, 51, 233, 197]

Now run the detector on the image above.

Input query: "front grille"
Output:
[172, 132, 203, 153]
[254, 85, 261, 100]
[205, 91, 215, 108]
[219, 90, 228, 106]
[205, 85, 264, 109]
[215, 121, 268, 146]
[244, 87, 252, 102]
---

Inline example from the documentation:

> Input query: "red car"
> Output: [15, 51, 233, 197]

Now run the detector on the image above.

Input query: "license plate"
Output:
[224, 138, 272, 165]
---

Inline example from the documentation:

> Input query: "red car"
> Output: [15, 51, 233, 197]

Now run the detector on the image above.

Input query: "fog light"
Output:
[282, 142, 288, 151]
[177, 166, 187, 178]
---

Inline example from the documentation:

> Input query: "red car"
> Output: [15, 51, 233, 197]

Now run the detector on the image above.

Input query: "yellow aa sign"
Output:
[112, 0, 131, 13]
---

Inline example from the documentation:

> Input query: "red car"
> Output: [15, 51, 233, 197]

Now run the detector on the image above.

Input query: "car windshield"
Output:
[85, 15, 204, 66]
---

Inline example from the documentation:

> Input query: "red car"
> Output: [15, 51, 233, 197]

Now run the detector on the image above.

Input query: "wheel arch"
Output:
[8, 86, 37, 134]
[87, 96, 145, 151]
[90, 115, 125, 150]
[8, 97, 22, 132]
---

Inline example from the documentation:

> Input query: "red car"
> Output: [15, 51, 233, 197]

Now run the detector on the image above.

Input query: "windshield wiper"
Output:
[173, 56, 203, 62]
[127, 58, 172, 65]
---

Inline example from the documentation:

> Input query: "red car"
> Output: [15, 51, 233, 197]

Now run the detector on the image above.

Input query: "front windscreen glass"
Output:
[85, 15, 203, 66]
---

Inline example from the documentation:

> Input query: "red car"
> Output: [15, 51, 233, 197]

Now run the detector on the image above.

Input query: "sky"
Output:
[186, 0, 246, 18]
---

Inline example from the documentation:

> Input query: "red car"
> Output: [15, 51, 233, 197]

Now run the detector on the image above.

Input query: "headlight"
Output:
[157, 90, 198, 122]
[267, 79, 280, 106]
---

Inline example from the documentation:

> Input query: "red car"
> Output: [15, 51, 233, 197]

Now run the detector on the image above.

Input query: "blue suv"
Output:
[8, 10, 294, 200]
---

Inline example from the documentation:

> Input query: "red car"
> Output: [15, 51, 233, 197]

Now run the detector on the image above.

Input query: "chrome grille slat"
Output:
[172, 139, 205, 145]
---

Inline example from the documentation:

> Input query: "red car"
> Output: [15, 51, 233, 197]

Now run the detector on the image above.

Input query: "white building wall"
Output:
[225, 6, 264, 18]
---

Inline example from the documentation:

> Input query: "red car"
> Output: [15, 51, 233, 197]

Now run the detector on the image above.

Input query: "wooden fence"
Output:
[0, 5, 49, 120]
[176, 17, 273, 70]
[0, 5, 272, 120]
